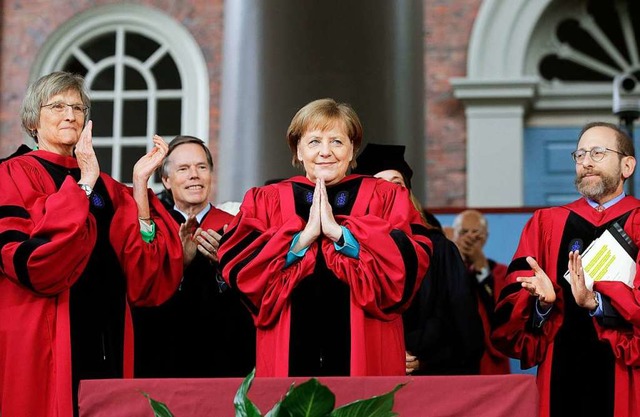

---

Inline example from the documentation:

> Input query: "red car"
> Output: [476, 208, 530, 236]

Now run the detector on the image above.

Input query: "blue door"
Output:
[525, 126, 640, 206]
[524, 127, 582, 206]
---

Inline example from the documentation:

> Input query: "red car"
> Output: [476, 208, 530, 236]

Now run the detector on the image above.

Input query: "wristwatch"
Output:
[78, 183, 93, 198]
[592, 291, 600, 312]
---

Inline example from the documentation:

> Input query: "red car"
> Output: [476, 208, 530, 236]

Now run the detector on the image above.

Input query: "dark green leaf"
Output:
[141, 391, 174, 417]
[279, 378, 335, 417]
[329, 383, 406, 417]
[234, 368, 263, 417]
[265, 383, 296, 417]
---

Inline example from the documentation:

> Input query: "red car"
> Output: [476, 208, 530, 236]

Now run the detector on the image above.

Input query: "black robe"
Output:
[403, 228, 484, 374]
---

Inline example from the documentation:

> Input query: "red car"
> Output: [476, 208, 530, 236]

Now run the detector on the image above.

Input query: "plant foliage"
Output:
[143, 369, 405, 417]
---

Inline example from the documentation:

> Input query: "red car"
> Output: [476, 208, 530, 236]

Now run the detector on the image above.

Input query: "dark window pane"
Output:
[93, 67, 115, 91]
[125, 32, 160, 62]
[556, 19, 618, 71]
[539, 54, 610, 82]
[120, 146, 147, 183]
[62, 56, 88, 78]
[80, 32, 116, 63]
[122, 100, 148, 136]
[587, 1, 630, 61]
[124, 66, 147, 90]
[152, 54, 182, 89]
[156, 99, 181, 135]
[539, 2, 640, 82]
[90, 101, 114, 136]
[94, 146, 113, 176]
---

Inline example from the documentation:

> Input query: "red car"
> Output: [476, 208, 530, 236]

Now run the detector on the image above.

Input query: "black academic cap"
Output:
[353, 143, 413, 189]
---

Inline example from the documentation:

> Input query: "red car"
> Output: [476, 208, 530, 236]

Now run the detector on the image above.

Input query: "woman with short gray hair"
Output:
[0, 71, 183, 417]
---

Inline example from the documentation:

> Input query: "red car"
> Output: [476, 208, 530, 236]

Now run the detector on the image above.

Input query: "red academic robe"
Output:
[492, 197, 640, 417]
[0, 150, 183, 417]
[477, 260, 511, 375]
[218, 175, 431, 377]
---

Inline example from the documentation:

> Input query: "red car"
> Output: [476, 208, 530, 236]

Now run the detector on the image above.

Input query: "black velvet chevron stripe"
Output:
[493, 301, 515, 329]
[497, 282, 523, 303]
[0, 230, 29, 270]
[0, 205, 30, 220]
[222, 230, 263, 315]
[0, 230, 29, 251]
[507, 256, 532, 275]
[14, 237, 49, 292]
[493, 282, 524, 327]
[383, 229, 418, 314]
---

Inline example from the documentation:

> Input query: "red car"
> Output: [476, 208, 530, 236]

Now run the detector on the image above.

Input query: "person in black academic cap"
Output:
[353, 143, 485, 375]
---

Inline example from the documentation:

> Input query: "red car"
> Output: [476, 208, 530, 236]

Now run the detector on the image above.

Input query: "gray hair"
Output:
[160, 135, 214, 180]
[20, 72, 91, 140]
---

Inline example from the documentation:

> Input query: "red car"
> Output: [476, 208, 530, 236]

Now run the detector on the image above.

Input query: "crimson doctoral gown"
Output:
[492, 197, 640, 417]
[218, 175, 431, 377]
[0, 150, 183, 417]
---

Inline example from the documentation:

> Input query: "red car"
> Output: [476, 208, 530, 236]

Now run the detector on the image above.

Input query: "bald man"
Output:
[453, 210, 511, 375]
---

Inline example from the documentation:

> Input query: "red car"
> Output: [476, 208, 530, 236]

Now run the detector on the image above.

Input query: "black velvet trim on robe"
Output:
[288, 179, 363, 376]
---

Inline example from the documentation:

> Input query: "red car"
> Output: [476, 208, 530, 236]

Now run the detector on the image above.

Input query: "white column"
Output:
[451, 78, 537, 207]
[217, 0, 263, 203]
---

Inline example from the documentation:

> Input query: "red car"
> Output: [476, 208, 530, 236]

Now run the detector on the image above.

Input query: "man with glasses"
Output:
[493, 122, 640, 417]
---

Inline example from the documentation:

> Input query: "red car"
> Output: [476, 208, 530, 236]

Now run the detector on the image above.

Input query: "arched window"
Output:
[532, 1, 640, 82]
[31, 4, 209, 189]
[452, 0, 640, 207]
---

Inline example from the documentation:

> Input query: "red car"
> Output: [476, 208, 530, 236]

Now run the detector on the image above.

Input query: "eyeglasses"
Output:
[571, 147, 627, 163]
[41, 101, 89, 117]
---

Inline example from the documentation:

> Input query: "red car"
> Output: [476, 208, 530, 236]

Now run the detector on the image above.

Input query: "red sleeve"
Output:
[591, 209, 640, 366]
[0, 157, 97, 295]
[322, 182, 431, 320]
[592, 282, 640, 366]
[105, 178, 183, 307]
[492, 209, 564, 368]
[218, 186, 318, 328]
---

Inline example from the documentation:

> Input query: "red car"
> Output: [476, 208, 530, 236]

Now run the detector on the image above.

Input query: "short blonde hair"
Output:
[286, 98, 363, 168]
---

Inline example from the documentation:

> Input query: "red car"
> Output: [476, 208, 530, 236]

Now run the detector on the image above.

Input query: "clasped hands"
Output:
[516, 251, 598, 311]
[292, 178, 342, 252]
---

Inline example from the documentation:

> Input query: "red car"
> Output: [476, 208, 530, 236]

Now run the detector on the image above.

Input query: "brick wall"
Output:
[424, 0, 482, 207]
[1, 0, 481, 205]
[0, 0, 223, 193]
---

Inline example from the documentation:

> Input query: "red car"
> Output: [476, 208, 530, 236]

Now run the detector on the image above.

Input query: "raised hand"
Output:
[516, 256, 556, 308]
[180, 215, 199, 266]
[458, 230, 487, 269]
[133, 135, 168, 185]
[567, 250, 598, 310]
[75, 121, 99, 187]
[133, 135, 168, 222]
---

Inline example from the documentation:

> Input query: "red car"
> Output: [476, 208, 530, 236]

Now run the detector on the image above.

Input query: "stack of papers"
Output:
[563, 223, 637, 290]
